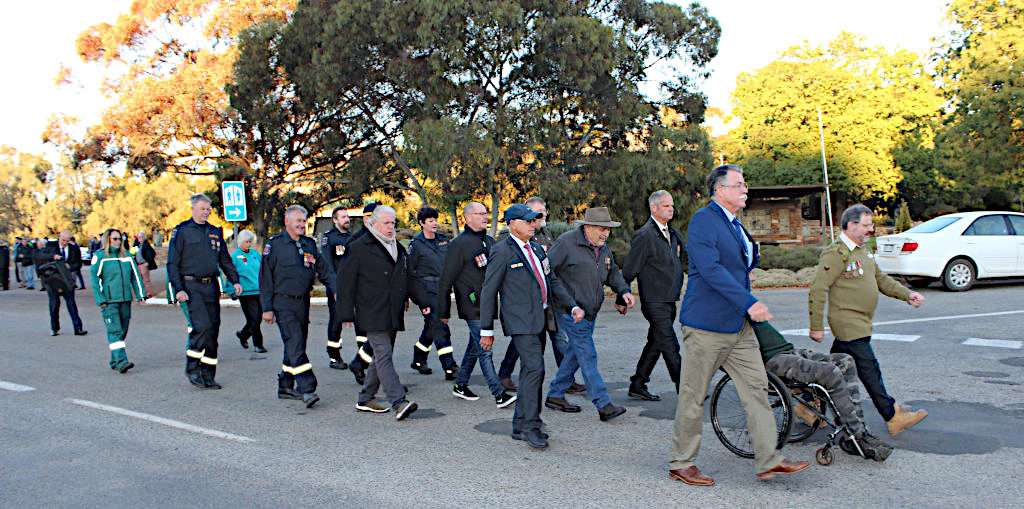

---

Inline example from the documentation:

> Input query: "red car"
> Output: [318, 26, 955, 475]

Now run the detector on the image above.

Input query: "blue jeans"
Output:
[548, 314, 612, 409]
[455, 320, 504, 396]
[24, 265, 36, 289]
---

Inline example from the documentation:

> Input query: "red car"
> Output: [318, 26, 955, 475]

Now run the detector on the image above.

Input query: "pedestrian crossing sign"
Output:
[221, 181, 247, 222]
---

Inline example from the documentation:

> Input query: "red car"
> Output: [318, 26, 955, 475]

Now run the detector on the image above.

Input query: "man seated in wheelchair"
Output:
[754, 321, 893, 462]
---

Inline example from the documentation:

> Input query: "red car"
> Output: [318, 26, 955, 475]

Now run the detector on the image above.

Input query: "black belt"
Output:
[276, 293, 306, 299]
[184, 275, 216, 284]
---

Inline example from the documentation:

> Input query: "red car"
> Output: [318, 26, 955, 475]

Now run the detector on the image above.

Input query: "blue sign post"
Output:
[221, 181, 247, 222]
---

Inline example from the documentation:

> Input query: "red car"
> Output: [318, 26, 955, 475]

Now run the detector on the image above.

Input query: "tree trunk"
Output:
[449, 203, 461, 237]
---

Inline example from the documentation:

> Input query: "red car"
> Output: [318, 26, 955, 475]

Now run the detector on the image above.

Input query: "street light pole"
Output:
[817, 107, 836, 243]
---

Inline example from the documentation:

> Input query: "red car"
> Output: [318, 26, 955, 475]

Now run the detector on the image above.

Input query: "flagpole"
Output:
[817, 107, 836, 243]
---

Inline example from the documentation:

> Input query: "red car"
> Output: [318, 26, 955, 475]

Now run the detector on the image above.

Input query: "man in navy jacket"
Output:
[668, 165, 809, 486]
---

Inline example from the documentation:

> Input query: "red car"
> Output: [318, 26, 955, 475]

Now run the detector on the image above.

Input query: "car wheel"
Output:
[942, 258, 975, 292]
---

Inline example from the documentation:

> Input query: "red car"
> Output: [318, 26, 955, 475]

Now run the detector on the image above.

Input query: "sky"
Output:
[0, 0, 949, 156]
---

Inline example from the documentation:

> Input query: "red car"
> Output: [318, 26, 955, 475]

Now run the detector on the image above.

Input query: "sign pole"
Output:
[817, 107, 836, 243]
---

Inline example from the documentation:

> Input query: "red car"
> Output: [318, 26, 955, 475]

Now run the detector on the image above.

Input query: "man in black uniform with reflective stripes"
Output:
[321, 205, 352, 370]
[167, 193, 241, 389]
[261, 205, 335, 408]
[407, 207, 458, 379]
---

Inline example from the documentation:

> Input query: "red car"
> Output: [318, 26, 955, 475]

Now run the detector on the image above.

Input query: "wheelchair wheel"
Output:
[787, 389, 828, 444]
[710, 371, 793, 459]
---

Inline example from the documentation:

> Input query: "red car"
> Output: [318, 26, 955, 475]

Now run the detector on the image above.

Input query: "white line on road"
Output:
[962, 338, 1023, 350]
[66, 399, 255, 443]
[0, 380, 36, 392]
[780, 310, 1024, 336]
[871, 334, 920, 342]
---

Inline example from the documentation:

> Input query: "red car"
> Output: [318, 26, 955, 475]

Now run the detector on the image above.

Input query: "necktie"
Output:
[732, 218, 748, 256]
[525, 244, 547, 305]
[662, 227, 671, 245]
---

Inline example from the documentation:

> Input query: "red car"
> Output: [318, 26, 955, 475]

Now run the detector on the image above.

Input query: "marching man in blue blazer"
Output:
[480, 204, 581, 450]
[668, 165, 810, 486]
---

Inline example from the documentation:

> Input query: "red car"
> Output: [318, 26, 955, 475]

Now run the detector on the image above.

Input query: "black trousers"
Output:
[326, 289, 344, 361]
[1, 265, 9, 290]
[511, 333, 546, 435]
[630, 301, 681, 390]
[237, 295, 264, 349]
[184, 280, 221, 379]
[275, 296, 317, 394]
[831, 336, 897, 421]
[412, 309, 457, 370]
[46, 286, 83, 333]
[498, 328, 561, 380]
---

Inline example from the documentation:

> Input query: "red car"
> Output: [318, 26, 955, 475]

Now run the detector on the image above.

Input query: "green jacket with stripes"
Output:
[90, 248, 146, 306]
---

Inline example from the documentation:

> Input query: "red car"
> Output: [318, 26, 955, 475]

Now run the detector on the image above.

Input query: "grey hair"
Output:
[525, 196, 546, 206]
[648, 190, 672, 206]
[840, 204, 873, 231]
[236, 229, 256, 244]
[706, 164, 743, 197]
[462, 202, 484, 218]
[368, 205, 397, 224]
[285, 204, 308, 218]
[190, 193, 212, 206]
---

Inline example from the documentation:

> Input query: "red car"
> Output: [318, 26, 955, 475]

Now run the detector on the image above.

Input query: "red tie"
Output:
[525, 244, 547, 305]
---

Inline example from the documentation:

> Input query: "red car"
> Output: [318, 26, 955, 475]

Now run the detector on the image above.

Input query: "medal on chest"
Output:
[541, 256, 550, 275]
[335, 245, 345, 256]
[604, 256, 611, 270]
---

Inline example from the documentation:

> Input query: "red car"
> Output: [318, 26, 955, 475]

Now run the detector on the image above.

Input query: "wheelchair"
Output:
[709, 370, 868, 466]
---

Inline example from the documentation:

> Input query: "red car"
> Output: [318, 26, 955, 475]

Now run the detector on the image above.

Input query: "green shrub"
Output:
[758, 245, 822, 271]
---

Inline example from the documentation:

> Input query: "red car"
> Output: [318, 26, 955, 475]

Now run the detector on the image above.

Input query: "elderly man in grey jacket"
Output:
[544, 207, 636, 422]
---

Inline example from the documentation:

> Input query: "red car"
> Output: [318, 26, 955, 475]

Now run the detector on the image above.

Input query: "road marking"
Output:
[66, 399, 255, 443]
[778, 330, 918, 342]
[0, 380, 36, 392]
[963, 338, 1023, 350]
[780, 310, 1024, 336]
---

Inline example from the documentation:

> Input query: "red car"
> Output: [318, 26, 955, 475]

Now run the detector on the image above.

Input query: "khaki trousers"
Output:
[670, 322, 783, 473]
[138, 265, 153, 297]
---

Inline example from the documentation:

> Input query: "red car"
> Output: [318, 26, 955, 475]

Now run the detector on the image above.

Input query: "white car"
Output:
[875, 211, 1024, 291]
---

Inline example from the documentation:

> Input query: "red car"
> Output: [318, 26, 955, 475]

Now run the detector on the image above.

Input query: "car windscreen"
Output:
[905, 216, 961, 234]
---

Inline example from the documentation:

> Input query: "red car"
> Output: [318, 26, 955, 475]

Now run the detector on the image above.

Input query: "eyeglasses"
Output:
[719, 182, 748, 190]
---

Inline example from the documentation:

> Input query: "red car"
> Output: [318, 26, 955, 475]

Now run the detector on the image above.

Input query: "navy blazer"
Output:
[679, 202, 760, 333]
[480, 236, 575, 337]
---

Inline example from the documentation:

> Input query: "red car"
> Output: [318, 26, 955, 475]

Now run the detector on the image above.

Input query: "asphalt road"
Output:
[1, 277, 1022, 508]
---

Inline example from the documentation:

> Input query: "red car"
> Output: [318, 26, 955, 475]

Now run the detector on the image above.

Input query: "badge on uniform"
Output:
[510, 262, 524, 269]
[264, 244, 271, 255]
[604, 256, 611, 270]
[439, 241, 448, 247]
[304, 253, 315, 267]
[238, 255, 248, 264]
[336, 245, 345, 256]
[541, 257, 550, 275]
[475, 253, 488, 268]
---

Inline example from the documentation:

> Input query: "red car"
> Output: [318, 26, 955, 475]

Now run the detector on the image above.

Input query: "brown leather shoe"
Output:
[756, 459, 811, 481]
[566, 382, 587, 394]
[887, 403, 928, 436]
[500, 378, 518, 392]
[669, 466, 715, 487]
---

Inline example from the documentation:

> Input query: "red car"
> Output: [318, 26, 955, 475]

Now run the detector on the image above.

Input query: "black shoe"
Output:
[117, 362, 135, 374]
[236, 330, 249, 349]
[495, 392, 517, 409]
[303, 392, 320, 408]
[444, 366, 458, 381]
[278, 387, 302, 400]
[202, 377, 222, 390]
[254, 346, 268, 353]
[351, 366, 366, 385]
[329, 360, 348, 370]
[598, 403, 627, 422]
[512, 430, 550, 441]
[188, 372, 205, 388]
[410, 362, 433, 375]
[524, 429, 548, 449]
[74, 330, 88, 336]
[452, 384, 480, 401]
[545, 397, 582, 413]
[628, 385, 661, 401]
[50, 330, 59, 337]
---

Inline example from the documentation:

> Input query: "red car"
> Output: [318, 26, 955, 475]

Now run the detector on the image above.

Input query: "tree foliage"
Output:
[936, 0, 1024, 209]
[727, 33, 943, 204]
[0, 147, 47, 239]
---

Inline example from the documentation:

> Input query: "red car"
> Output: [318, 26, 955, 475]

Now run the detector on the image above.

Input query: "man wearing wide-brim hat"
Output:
[543, 207, 637, 421]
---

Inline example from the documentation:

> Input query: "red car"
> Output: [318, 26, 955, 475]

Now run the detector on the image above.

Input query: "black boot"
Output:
[277, 373, 300, 399]
[200, 364, 222, 390]
[410, 361, 433, 375]
[350, 365, 366, 385]
[186, 359, 204, 387]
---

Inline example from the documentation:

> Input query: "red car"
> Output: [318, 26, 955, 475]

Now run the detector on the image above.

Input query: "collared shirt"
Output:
[839, 232, 859, 252]
[713, 201, 754, 267]
[513, 235, 548, 309]
[651, 215, 671, 243]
